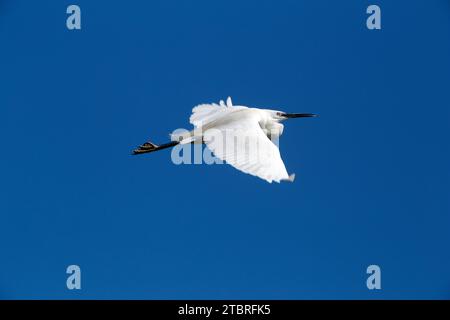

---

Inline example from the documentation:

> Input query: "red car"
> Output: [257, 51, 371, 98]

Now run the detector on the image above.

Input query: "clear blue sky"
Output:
[0, 0, 449, 299]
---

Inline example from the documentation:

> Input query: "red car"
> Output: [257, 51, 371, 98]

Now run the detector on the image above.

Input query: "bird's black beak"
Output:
[281, 113, 317, 118]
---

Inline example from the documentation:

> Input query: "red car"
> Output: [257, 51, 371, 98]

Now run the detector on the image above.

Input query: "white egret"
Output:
[132, 97, 316, 183]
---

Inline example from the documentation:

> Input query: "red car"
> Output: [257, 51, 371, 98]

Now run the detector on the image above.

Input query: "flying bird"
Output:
[132, 97, 316, 183]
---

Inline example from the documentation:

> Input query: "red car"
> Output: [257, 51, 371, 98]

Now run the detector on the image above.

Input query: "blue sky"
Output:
[0, 0, 449, 299]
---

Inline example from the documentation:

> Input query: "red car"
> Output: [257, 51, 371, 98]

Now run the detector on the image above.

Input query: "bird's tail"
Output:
[132, 140, 179, 155]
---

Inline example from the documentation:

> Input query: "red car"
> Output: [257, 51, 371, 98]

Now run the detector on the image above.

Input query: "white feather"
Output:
[202, 110, 292, 183]
[189, 99, 247, 128]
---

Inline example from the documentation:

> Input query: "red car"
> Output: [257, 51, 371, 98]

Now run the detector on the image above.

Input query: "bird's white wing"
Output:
[190, 98, 247, 128]
[203, 116, 294, 183]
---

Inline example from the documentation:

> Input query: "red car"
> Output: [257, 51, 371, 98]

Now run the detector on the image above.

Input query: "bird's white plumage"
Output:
[134, 97, 313, 183]
[189, 99, 247, 128]
[191, 99, 294, 183]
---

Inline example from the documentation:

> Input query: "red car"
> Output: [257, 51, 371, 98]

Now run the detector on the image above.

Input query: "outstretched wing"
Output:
[203, 116, 294, 183]
[190, 97, 247, 128]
